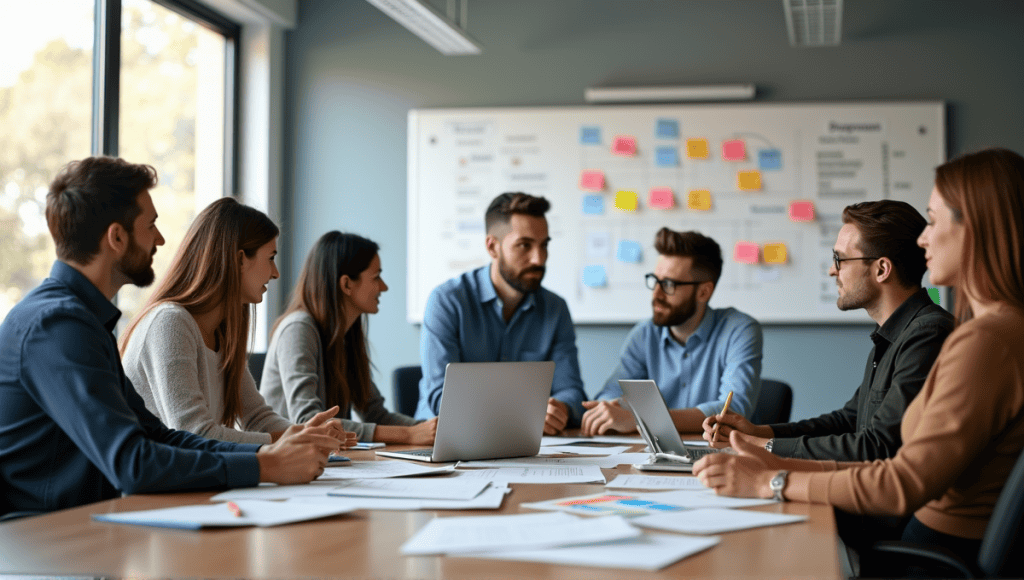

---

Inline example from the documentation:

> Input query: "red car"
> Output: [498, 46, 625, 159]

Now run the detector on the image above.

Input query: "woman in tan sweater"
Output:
[696, 148, 1024, 564]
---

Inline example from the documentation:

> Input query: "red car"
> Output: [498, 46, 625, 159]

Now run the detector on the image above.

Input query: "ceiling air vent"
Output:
[783, 0, 843, 47]
[365, 0, 481, 55]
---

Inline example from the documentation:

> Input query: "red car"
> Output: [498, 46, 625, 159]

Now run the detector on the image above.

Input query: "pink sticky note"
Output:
[579, 170, 605, 191]
[648, 187, 674, 209]
[734, 241, 760, 264]
[612, 135, 637, 156]
[722, 139, 746, 161]
[789, 200, 815, 222]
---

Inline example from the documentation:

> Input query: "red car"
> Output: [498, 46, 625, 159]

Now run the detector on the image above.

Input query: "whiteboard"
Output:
[407, 102, 944, 324]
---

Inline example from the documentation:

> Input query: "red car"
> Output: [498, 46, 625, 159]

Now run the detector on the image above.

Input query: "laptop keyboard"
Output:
[685, 447, 718, 460]
[400, 449, 434, 456]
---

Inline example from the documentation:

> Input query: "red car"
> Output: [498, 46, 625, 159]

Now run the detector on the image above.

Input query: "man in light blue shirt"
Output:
[581, 228, 762, 435]
[416, 192, 586, 434]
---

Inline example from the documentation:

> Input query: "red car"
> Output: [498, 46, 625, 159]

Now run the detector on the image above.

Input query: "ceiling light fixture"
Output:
[783, 0, 843, 47]
[365, 0, 481, 56]
[584, 84, 757, 104]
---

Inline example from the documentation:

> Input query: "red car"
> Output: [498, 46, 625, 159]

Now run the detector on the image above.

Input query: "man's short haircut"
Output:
[654, 228, 723, 285]
[45, 156, 158, 264]
[484, 192, 551, 234]
[841, 200, 927, 288]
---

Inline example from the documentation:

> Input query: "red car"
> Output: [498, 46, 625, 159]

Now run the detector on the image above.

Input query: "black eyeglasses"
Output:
[645, 273, 705, 296]
[832, 250, 880, 272]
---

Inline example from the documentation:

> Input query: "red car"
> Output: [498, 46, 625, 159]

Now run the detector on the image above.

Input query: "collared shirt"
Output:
[0, 261, 260, 517]
[416, 265, 586, 423]
[596, 307, 763, 418]
[770, 288, 955, 461]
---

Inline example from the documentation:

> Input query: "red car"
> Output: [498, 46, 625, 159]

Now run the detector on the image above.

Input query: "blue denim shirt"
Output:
[416, 265, 587, 424]
[596, 307, 763, 418]
[0, 261, 260, 516]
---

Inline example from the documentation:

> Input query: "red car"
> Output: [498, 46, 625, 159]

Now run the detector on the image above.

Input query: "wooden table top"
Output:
[0, 445, 842, 580]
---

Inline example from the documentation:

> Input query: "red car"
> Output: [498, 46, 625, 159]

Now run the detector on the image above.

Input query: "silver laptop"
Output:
[376, 361, 555, 463]
[618, 379, 723, 472]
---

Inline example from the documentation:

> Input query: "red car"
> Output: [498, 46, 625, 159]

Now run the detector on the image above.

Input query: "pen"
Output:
[711, 391, 734, 444]
[227, 501, 244, 518]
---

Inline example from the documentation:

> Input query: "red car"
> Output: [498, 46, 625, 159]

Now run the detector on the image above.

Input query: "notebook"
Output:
[376, 361, 555, 463]
[618, 379, 723, 472]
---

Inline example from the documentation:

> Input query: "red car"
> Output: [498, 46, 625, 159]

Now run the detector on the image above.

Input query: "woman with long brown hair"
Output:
[698, 148, 1024, 568]
[121, 198, 355, 446]
[261, 231, 436, 444]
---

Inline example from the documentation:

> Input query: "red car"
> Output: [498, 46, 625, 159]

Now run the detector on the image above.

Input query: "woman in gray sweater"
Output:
[261, 231, 436, 444]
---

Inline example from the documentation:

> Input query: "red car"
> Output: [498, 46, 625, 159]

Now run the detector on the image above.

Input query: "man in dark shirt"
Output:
[0, 157, 340, 518]
[704, 200, 954, 461]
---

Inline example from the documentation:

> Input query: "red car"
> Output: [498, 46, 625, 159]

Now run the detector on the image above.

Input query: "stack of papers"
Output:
[538, 444, 630, 456]
[522, 489, 775, 517]
[605, 474, 708, 490]
[319, 462, 454, 479]
[452, 466, 606, 484]
[329, 478, 490, 501]
[457, 453, 651, 469]
[633, 508, 808, 535]
[92, 500, 354, 529]
[289, 485, 511, 511]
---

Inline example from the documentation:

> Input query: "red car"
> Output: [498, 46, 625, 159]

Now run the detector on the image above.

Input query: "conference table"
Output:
[0, 440, 843, 579]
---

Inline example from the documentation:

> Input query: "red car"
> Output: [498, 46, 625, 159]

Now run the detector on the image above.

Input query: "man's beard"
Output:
[835, 274, 876, 311]
[498, 251, 545, 294]
[652, 292, 697, 327]
[119, 236, 156, 287]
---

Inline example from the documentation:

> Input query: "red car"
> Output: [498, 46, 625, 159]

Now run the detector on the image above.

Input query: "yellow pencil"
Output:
[711, 391, 734, 444]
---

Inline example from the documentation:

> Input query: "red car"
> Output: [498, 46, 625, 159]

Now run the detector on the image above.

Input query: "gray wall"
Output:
[281, 0, 1024, 421]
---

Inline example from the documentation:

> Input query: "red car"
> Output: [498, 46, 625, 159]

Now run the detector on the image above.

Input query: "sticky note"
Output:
[722, 139, 746, 161]
[656, 118, 679, 139]
[734, 242, 759, 264]
[579, 170, 605, 191]
[655, 147, 679, 167]
[582, 265, 607, 288]
[580, 126, 601, 145]
[763, 243, 788, 264]
[616, 240, 643, 263]
[759, 149, 782, 170]
[582, 195, 605, 215]
[687, 189, 712, 211]
[612, 135, 637, 156]
[737, 170, 762, 191]
[614, 190, 639, 211]
[686, 138, 709, 159]
[586, 231, 612, 258]
[789, 200, 815, 222]
[649, 187, 674, 209]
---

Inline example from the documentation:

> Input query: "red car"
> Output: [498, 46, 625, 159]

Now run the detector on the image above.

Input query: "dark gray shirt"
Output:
[770, 289, 954, 461]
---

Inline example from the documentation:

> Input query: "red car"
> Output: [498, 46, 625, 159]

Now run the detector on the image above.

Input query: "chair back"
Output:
[248, 352, 267, 389]
[391, 365, 423, 417]
[978, 446, 1024, 577]
[751, 379, 793, 425]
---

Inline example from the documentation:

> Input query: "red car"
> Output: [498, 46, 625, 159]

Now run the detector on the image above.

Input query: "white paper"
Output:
[318, 462, 455, 479]
[457, 453, 650, 469]
[329, 478, 490, 501]
[635, 490, 777, 509]
[633, 507, 807, 534]
[468, 533, 720, 571]
[91, 500, 354, 529]
[539, 445, 630, 456]
[451, 466, 606, 484]
[287, 484, 511, 511]
[351, 442, 386, 449]
[606, 474, 708, 490]
[211, 481, 340, 501]
[541, 435, 643, 446]
[400, 512, 640, 555]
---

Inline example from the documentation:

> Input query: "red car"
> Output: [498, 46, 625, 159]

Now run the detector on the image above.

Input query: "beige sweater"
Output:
[788, 304, 1024, 539]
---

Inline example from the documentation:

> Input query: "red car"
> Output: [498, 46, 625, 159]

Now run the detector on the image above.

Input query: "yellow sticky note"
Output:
[614, 190, 638, 211]
[687, 189, 712, 211]
[686, 138, 709, 159]
[738, 170, 762, 191]
[764, 243, 788, 264]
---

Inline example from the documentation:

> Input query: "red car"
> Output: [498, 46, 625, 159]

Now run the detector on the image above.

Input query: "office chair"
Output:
[861, 446, 1024, 578]
[751, 378, 793, 425]
[248, 352, 267, 389]
[391, 365, 422, 417]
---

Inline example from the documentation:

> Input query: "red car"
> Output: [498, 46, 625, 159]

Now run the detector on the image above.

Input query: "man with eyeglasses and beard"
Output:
[416, 192, 586, 435]
[581, 228, 763, 436]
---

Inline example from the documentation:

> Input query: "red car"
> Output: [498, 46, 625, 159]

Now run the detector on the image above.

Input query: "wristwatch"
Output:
[764, 438, 774, 453]
[770, 470, 789, 501]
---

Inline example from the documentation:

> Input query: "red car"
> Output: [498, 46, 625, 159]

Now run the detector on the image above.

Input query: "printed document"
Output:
[329, 478, 489, 501]
[452, 466, 606, 484]
[633, 507, 807, 534]
[606, 474, 708, 490]
[92, 500, 354, 529]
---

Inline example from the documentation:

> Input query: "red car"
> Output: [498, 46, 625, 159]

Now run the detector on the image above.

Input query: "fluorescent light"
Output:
[365, 0, 482, 56]
[783, 0, 843, 47]
[585, 85, 756, 104]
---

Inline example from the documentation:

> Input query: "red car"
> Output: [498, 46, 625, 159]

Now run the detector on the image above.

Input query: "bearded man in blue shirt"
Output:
[581, 228, 763, 436]
[0, 157, 341, 519]
[416, 192, 586, 434]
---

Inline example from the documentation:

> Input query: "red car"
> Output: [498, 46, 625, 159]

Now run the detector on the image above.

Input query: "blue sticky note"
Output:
[656, 147, 679, 167]
[758, 149, 782, 170]
[582, 195, 604, 215]
[655, 118, 679, 138]
[582, 265, 607, 288]
[580, 126, 601, 145]
[616, 240, 643, 263]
